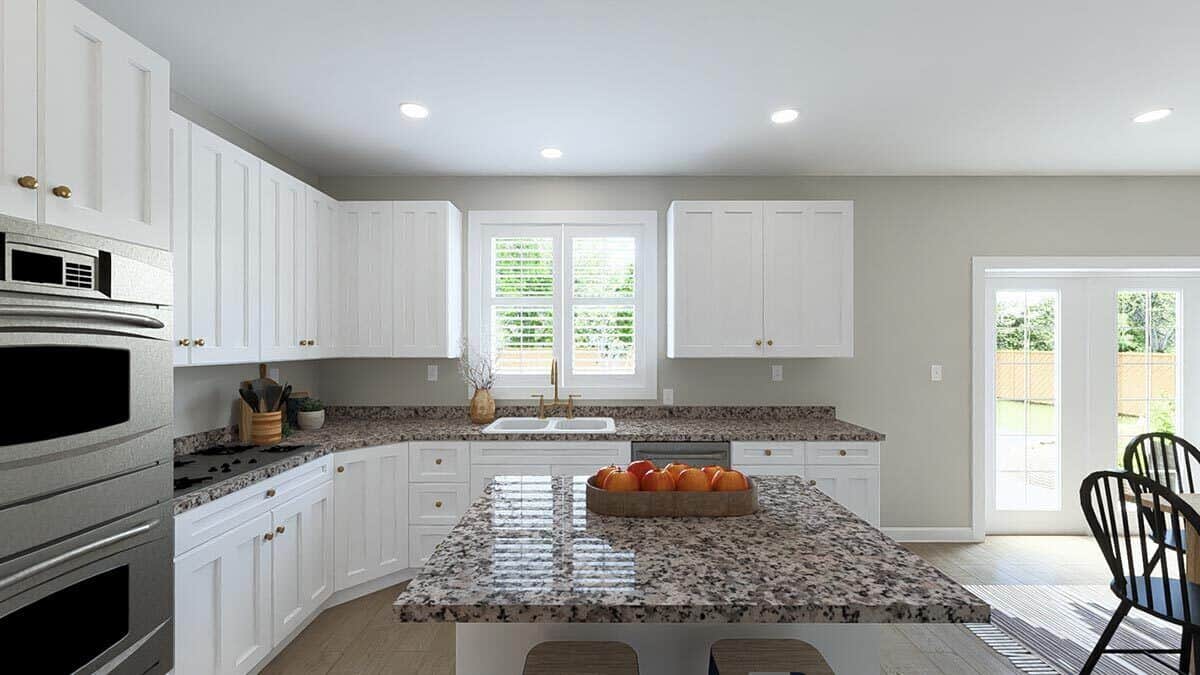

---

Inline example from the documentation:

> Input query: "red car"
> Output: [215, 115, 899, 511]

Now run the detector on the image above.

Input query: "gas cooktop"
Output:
[173, 442, 316, 494]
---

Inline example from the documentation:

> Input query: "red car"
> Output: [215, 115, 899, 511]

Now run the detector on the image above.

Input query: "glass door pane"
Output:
[994, 290, 1060, 510]
[1116, 290, 1180, 462]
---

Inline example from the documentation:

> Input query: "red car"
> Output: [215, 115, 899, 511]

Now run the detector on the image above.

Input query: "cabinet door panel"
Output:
[376, 449, 410, 574]
[41, 0, 169, 248]
[763, 201, 853, 357]
[260, 165, 307, 361]
[0, 0, 36, 221]
[339, 202, 393, 357]
[332, 444, 408, 591]
[668, 201, 763, 357]
[312, 191, 339, 355]
[804, 465, 879, 526]
[169, 113, 190, 365]
[174, 512, 272, 675]
[271, 482, 333, 646]
[188, 126, 260, 364]
[394, 202, 459, 357]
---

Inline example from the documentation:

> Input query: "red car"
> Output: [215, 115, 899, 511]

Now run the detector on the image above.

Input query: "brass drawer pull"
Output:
[264, 532, 274, 541]
[337, 465, 345, 473]
[435, 458, 443, 465]
[808, 479, 816, 486]
[17, 176, 38, 189]
[434, 501, 443, 508]
[276, 526, 285, 534]
[755, 339, 763, 346]
[178, 338, 190, 346]
[767, 339, 774, 346]
[194, 338, 206, 346]
[764, 449, 773, 457]
[839, 449, 848, 457]
[266, 489, 276, 497]
[52, 185, 71, 199]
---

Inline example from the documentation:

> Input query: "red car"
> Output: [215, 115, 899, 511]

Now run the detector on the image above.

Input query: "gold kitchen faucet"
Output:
[532, 358, 579, 418]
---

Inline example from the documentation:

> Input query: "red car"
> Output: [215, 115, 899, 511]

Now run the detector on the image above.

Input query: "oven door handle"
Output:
[0, 305, 165, 330]
[0, 519, 159, 591]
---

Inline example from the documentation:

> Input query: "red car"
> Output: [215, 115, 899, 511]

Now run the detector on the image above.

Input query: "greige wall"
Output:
[171, 92, 319, 185]
[315, 175, 1200, 529]
[173, 361, 321, 437]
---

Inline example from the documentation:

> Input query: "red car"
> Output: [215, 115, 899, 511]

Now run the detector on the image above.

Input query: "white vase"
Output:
[297, 409, 325, 430]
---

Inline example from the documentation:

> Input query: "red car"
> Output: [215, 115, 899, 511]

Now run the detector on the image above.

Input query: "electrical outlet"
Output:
[931, 364, 943, 382]
[771, 365, 783, 382]
[427, 365, 438, 381]
[662, 388, 674, 406]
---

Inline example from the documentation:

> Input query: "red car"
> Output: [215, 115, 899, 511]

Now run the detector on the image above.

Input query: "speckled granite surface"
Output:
[325, 405, 839, 421]
[173, 426, 238, 457]
[172, 406, 884, 514]
[392, 475, 989, 624]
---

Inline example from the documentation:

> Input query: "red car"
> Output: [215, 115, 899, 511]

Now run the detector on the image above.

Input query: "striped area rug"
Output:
[965, 585, 1183, 674]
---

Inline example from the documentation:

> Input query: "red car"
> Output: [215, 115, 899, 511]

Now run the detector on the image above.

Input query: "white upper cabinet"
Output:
[667, 201, 764, 357]
[187, 124, 261, 365]
[40, 0, 170, 248]
[393, 201, 462, 358]
[667, 200, 853, 358]
[309, 187, 339, 358]
[762, 201, 853, 357]
[0, 0, 37, 221]
[169, 113, 191, 365]
[338, 201, 394, 357]
[260, 163, 311, 361]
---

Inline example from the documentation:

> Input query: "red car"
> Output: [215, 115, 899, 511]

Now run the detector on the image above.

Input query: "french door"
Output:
[984, 273, 1200, 534]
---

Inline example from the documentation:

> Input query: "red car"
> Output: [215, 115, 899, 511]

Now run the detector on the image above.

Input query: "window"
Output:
[468, 211, 657, 399]
[1116, 290, 1179, 459]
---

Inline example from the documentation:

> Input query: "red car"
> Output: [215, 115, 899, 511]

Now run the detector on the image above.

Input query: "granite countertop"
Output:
[171, 406, 885, 515]
[392, 475, 989, 624]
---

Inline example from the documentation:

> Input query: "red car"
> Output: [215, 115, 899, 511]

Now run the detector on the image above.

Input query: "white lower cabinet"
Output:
[270, 482, 334, 646]
[174, 512, 273, 675]
[410, 525, 454, 568]
[409, 483, 470, 526]
[332, 444, 410, 591]
[805, 465, 880, 526]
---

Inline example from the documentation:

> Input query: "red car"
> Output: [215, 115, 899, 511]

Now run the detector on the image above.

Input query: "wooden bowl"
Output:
[585, 476, 758, 517]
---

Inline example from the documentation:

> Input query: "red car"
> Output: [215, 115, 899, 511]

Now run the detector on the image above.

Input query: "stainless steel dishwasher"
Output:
[630, 441, 730, 467]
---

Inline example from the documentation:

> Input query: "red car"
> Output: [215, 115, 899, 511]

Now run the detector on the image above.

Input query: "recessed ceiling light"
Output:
[771, 108, 800, 124]
[399, 102, 429, 119]
[1133, 108, 1172, 124]
[540, 147, 563, 159]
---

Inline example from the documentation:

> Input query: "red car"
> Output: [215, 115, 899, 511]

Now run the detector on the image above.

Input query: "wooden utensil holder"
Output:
[250, 410, 282, 445]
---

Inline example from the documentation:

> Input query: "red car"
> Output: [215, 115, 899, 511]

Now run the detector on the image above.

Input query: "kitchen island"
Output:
[393, 475, 988, 674]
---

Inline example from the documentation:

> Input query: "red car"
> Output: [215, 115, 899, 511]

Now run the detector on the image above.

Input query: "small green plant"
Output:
[299, 397, 324, 412]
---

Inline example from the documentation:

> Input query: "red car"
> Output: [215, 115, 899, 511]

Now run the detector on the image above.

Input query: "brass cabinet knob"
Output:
[276, 525, 286, 534]
[434, 500, 443, 508]
[51, 185, 71, 199]
[839, 449, 847, 456]
[755, 339, 763, 346]
[766, 339, 774, 346]
[264, 532, 274, 541]
[435, 458, 443, 465]
[336, 466, 345, 473]
[310, 339, 316, 345]
[178, 338, 190, 346]
[194, 338, 205, 346]
[764, 449, 773, 456]
[808, 479, 816, 486]
[17, 176, 38, 190]
[299, 340, 306, 346]
[266, 489, 276, 497]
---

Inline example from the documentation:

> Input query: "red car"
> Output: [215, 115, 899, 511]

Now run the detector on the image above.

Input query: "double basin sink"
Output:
[481, 417, 615, 434]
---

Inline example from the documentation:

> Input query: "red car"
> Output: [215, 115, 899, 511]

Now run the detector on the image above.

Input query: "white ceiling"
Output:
[81, 0, 1200, 177]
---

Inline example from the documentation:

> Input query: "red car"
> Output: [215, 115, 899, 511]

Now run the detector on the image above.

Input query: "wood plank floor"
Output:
[260, 536, 1111, 674]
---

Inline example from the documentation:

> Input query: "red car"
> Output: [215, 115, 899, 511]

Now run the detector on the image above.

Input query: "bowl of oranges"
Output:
[585, 460, 757, 517]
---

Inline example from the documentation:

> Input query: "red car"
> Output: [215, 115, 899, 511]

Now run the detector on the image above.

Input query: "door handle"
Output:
[0, 520, 159, 591]
[0, 305, 165, 329]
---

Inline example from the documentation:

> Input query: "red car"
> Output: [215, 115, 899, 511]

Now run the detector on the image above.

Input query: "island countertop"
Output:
[392, 475, 989, 624]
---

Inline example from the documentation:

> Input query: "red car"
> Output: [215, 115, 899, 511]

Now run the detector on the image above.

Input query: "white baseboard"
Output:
[882, 526, 979, 543]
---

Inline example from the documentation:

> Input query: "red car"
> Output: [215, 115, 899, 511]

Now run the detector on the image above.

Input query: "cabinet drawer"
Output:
[470, 441, 630, 466]
[805, 442, 879, 465]
[732, 442, 805, 465]
[174, 455, 332, 557]
[409, 525, 453, 568]
[737, 464, 807, 478]
[409, 441, 469, 483]
[409, 483, 470, 526]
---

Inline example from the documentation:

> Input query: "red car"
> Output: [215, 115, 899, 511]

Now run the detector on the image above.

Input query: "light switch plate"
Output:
[662, 388, 674, 405]
[931, 364, 943, 382]
[771, 365, 783, 382]
[427, 365, 438, 381]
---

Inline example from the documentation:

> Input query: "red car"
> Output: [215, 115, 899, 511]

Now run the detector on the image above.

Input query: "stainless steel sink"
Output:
[481, 417, 615, 434]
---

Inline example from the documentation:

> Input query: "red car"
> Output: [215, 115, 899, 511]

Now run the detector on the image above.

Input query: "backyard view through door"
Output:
[984, 271, 1200, 534]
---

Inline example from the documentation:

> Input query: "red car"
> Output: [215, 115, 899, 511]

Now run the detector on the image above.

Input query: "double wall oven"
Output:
[0, 230, 173, 674]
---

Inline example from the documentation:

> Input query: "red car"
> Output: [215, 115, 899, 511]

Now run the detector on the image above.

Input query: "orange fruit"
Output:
[675, 468, 712, 491]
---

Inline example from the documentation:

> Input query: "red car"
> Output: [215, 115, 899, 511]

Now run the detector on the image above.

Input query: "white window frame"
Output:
[467, 210, 658, 400]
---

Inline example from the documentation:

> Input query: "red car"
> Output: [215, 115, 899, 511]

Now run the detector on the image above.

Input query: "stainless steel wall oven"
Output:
[0, 230, 173, 675]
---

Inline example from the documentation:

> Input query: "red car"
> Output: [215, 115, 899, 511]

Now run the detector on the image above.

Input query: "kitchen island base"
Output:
[455, 622, 880, 675]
